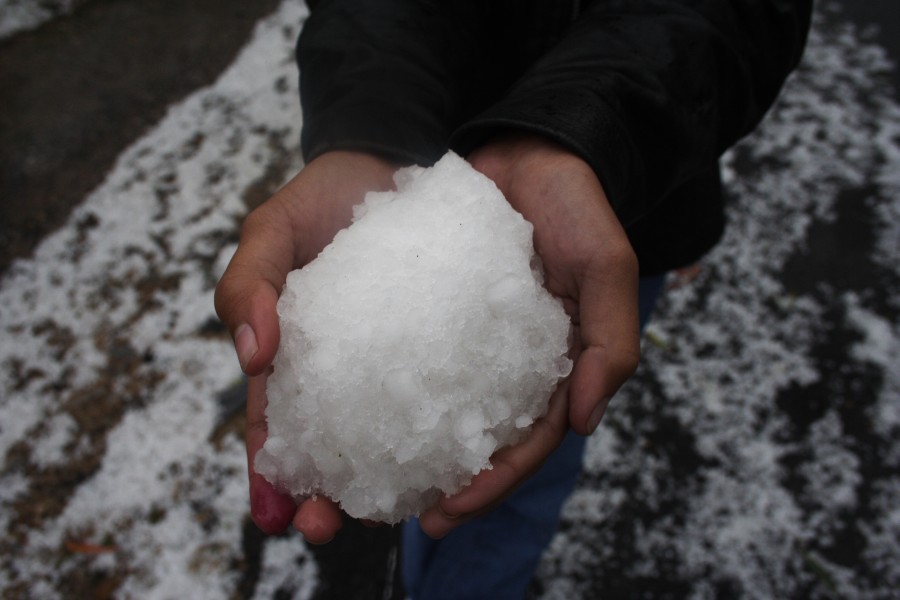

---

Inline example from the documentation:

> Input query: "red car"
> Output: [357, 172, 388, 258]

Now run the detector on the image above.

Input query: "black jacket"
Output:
[296, 0, 812, 274]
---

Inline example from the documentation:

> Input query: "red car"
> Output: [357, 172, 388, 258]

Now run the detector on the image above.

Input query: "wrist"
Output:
[468, 133, 604, 222]
[468, 132, 594, 195]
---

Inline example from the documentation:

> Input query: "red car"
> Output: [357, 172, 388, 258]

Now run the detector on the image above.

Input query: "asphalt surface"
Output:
[0, 0, 279, 275]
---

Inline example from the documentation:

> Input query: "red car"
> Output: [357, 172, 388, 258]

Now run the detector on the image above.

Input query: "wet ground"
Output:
[1, 1, 898, 599]
[0, 0, 280, 275]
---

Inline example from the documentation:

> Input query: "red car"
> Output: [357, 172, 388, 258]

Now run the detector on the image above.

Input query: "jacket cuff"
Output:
[450, 92, 645, 227]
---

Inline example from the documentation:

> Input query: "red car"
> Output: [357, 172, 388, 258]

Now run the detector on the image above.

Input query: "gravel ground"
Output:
[0, 1, 898, 599]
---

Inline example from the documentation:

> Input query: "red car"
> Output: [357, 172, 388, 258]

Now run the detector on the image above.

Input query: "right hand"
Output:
[214, 151, 399, 543]
[418, 134, 640, 538]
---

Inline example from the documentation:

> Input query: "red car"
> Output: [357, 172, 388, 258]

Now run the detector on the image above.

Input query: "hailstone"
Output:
[255, 151, 572, 523]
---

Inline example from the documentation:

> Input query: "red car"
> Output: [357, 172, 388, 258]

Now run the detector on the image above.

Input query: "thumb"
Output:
[568, 247, 640, 436]
[215, 204, 295, 376]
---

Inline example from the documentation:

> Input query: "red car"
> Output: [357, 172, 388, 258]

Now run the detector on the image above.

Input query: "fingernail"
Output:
[234, 323, 258, 372]
[586, 400, 608, 434]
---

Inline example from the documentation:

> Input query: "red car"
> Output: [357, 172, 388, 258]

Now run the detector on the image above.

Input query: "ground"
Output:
[0, 1, 898, 599]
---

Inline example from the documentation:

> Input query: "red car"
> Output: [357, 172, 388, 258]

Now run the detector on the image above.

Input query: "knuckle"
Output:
[240, 206, 270, 238]
[613, 344, 641, 381]
[213, 274, 235, 321]
[213, 269, 253, 326]
[597, 238, 638, 275]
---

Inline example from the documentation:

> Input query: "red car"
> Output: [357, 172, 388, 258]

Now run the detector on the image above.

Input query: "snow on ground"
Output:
[0, 0, 85, 39]
[0, 2, 312, 598]
[0, 1, 898, 598]
[535, 6, 900, 599]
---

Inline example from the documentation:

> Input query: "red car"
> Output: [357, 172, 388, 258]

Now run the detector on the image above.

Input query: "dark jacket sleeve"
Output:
[298, 0, 812, 230]
[297, 0, 485, 166]
[450, 0, 813, 227]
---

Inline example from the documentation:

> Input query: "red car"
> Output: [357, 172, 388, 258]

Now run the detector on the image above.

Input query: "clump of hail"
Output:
[255, 152, 572, 523]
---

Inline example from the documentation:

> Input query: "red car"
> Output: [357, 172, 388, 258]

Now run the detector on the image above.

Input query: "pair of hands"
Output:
[214, 135, 639, 543]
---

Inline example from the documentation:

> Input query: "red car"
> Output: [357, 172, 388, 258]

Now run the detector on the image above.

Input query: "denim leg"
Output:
[402, 429, 587, 600]
[402, 273, 667, 600]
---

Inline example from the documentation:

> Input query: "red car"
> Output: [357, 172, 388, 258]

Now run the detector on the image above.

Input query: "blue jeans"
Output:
[402, 274, 666, 600]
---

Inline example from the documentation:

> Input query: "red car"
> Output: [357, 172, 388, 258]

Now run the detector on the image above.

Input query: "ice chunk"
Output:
[255, 152, 572, 523]
[485, 274, 525, 316]
[382, 369, 421, 404]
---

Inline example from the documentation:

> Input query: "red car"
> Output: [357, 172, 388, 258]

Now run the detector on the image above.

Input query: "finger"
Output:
[246, 374, 296, 534]
[293, 496, 344, 544]
[214, 202, 295, 376]
[418, 384, 570, 538]
[248, 376, 343, 543]
[248, 474, 296, 535]
[568, 245, 640, 435]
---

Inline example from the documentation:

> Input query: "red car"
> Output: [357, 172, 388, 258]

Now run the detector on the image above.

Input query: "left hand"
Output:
[215, 151, 400, 542]
[418, 133, 640, 538]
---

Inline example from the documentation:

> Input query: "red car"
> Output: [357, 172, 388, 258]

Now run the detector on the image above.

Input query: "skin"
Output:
[214, 134, 639, 543]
